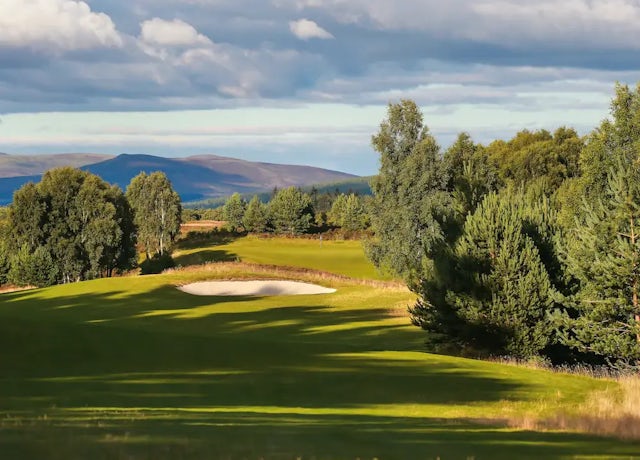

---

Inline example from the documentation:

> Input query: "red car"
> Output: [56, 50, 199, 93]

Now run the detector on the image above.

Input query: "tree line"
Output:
[368, 83, 640, 368]
[0, 169, 181, 288]
[220, 187, 370, 235]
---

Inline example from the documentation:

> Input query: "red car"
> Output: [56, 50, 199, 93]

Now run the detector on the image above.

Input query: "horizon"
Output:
[1, 1, 639, 176]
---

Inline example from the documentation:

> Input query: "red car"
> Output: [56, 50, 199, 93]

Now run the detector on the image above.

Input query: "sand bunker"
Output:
[178, 280, 337, 296]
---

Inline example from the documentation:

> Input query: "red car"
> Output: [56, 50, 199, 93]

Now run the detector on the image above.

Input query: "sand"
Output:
[178, 280, 337, 296]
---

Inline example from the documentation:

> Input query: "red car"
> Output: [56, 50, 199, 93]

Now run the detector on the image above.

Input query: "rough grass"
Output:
[490, 357, 640, 439]
[515, 375, 640, 440]
[1, 241, 639, 457]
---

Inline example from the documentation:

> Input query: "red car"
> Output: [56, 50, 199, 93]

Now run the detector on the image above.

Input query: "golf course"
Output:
[1, 234, 639, 458]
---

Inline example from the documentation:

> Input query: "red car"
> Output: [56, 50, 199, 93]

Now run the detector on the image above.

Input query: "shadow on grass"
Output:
[172, 229, 241, 267]
[0, 286, 639, 457]
[174, 230, 240, 251]
[172, 249, 238, 267]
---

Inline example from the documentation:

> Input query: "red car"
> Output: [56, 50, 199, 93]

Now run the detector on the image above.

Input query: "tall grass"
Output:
[542, 375, 640, 440]
[494, 358, 640, 440]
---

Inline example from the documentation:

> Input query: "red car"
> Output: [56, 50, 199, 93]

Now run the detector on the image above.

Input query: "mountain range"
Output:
[0, 153, 358, 205]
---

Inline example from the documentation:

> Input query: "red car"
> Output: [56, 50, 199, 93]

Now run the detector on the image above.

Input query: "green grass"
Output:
[1, 246, 639, 457]
[174, 235, 392, 280]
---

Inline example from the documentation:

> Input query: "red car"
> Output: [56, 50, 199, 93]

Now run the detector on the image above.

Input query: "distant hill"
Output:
[0, 153, 358, 205]
[0, 153, 113, 178]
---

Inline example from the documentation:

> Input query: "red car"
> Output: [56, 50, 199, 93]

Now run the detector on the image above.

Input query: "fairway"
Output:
[173, 234, 393, 280]
[0, 244, 639, 458]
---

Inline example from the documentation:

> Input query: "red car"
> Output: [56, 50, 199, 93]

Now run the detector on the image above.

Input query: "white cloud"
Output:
[0, 0, 122, 52]
[139, 18, 213, 47]
[278, 0, 640, 50]
[289, 19, 334, 40]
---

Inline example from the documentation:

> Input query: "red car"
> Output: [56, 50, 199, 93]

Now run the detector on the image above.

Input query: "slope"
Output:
[0, 237, 638, 458]
[0, 153, 113, 178]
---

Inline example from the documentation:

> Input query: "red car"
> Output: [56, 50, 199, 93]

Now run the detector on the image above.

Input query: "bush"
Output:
[9, 245, 58, 287]
[139, 253, 176, 275]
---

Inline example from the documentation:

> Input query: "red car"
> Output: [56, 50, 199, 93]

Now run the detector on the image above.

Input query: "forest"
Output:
[366, 83, 640, 369]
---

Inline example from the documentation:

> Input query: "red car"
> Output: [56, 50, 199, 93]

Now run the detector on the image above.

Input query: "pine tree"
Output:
[437, 190, 558, 358]
[268, 187, 313, 235]
[243, 195, 268, 233]
[559, 159, 640, 364]
[223, 193, 247, 232]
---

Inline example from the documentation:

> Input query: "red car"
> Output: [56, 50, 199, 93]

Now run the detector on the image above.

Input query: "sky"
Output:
[1, 1, 640, 175]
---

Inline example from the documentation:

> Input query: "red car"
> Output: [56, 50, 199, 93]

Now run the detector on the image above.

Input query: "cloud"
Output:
[0, 0, 639, 117]
[0, 0, 122, 52]
[289, 19, 334, 40]
[278, 0, 640, 51]
[139, 18, 213, 47]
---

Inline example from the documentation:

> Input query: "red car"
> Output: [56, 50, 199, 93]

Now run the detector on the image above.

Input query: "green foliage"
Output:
[268, 187, 314, 235]
[415, 189, 560, 358]
[7, 168, 136, 285]
[559, 159, 640, 364]
[0, 206, 8, 238]
[8, 181, 46, 251]
[243, 195, 269, 233]
[485, 128, 582, 192]
[126, 171, 182, 256]
[328, 194, 369, 231]
[444, 132, 499, 215]
[0, 240, 9, 286]
[368, 101, 574, 361]
[579, 83, 640, 202]
[328, 193, 347, 227]
[223, 193, 247, 232]
[367, 99, 453, 286]
[8, 244, 57, 288]
[139, 252, 176, 275]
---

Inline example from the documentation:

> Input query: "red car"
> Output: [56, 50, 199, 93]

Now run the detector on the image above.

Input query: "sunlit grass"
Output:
[0, 251, 639, 457]
[173, 235, 392, 280]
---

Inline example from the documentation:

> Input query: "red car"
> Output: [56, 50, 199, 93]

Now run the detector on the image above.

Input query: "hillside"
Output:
[0, 153, 113, 178]
[0, 153, 358, 204]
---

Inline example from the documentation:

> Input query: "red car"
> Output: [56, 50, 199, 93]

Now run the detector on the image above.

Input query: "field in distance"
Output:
[0, 235, 639, 458]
